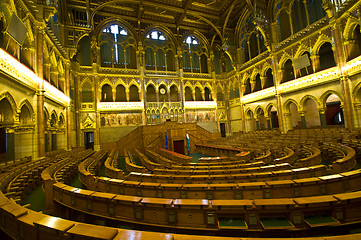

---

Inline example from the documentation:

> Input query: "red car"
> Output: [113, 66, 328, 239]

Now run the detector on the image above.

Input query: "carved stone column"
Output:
[271, 54, 285, 133]
[37, 25, 45, 157]
[331, 20, 353, 130]
[299, 111, 307, 129]
[354, 104, 361, 128]
[93, 66, 101, 151]
[125, 89, 130, 102]
[283, 113, 292, 132]
[318, 108, 327, 128]
[266, 117, 271, 130]
[74, 72, 81, 147]
[65, 62, 71, 149]
[310, 55, 320, 73]
[156, 88, 160, 103]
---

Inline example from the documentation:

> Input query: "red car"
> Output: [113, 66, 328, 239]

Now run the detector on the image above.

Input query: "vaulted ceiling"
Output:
[65, 0, 263, 41]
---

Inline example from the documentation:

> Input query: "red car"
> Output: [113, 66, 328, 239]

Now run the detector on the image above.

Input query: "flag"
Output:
[165, 131, 168, 150]
[186, 131, 190, 154]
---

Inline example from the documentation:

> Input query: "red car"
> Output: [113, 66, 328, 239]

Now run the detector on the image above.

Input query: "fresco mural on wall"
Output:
[186, 110, 216, 122]
[100, 113, 142, 127]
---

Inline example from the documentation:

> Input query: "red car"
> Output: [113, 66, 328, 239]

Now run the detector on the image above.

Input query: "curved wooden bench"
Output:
[85, 168, 361, 200]
[52, 180, 361, 232]
[133, 148, 162, 171]
[124, 165, 326, 184]
[157, 148, 192, 164]
[105, 150, 126, 179]
[296, 146, 322, 167]
[124, 149, 147, 173]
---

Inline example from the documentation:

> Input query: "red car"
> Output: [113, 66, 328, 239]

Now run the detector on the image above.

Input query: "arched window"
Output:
[78, 36, 91, 66]
[239, 14, 267, 63]
[319, 42, 336, 70]
[244, 78, 251, 95]
[115, 85, 127, 102]
[282, 59, 295, 83]
[159, 85, 168, 102]
[307, 0, 326, 24]
[101, 84, 113, 102]
[264, 69, 274, 88]
[145, 30, 176, 72]
[99, 24, 136, 69]
[195, 87, 203, 101]
[298, 52, 313, 77]
[185, 87, 193, 101]
[291, 0, 308, 32]
[204, 87, 212, 101]
[182, 35, 209, 73]
[129, 85, 140, 101]
[146, 85, 156, 102]
[170, 85, 178, 102]
[348, 25, 361, 60]
[276, 0, 325, 42]
[253, 74, 262, 92]
[19, 105, 31, 125]
[278, 10, 292, 41]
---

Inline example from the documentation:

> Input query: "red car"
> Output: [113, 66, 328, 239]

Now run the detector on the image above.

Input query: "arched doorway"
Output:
[0, 98, 14, 161]
[325, 94, 344, 126]
[268, 105, 279, 129]
[289, 102, 301, 129]
[246, 110, 256, 132]
[257, 108, 267, 130]
[304, 98, 321, 128]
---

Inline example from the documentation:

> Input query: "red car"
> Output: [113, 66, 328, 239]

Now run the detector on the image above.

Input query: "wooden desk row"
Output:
[195, 144, 251, 161]
[329, 145, 356, 174]
[157, 148, 192, 164]
[134, 148, 162, 171]
[145, 149, 178, 168]
[105, 150, 126, 179]
[78, 150, 109, 187]
[2, 191, 361, 240]
[124, 165, 327, 184]
[273, 147, 296, 165]
[52, 181, 361, 231]
[83, 168, 361, 200]
[0, 156, 32, 174]
[124, 150, 147, 173]
[152, 162, 291, 175]
[296, 146, 322, 168]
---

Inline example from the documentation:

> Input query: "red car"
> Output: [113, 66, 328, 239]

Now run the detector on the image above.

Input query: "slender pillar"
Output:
[74, 72, 81, 147]
[156, 89, 160, 103]
[331, 20, 353, 130]
[354, 104, 361, 129]
[94, 74, 101, 151]
[256, 120, 260, 131]
[319, 109, 327, 128]
[65, 62, 71, 150]
[266, 118, 271, 130]
[6, 129, 14, 162]
[271, 54, 285, 133]
[275, 94, 285, 132]
[37, 26, 45, 157]
[299, 112, 307, 129]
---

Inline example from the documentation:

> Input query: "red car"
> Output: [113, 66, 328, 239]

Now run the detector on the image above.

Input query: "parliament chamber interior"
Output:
[3, 0, 361, 239]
